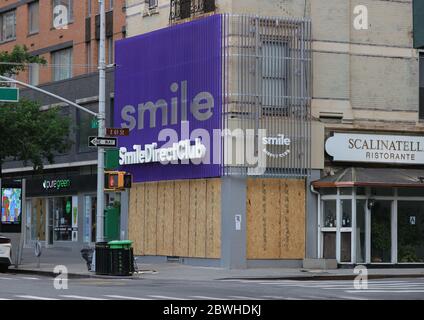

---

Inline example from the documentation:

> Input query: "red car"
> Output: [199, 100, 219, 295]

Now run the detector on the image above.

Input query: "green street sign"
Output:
[91, 117, 99, 129]
[0, 87, 19, 102]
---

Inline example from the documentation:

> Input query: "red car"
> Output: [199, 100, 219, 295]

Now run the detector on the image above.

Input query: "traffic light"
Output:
[104, 171, 132, 191]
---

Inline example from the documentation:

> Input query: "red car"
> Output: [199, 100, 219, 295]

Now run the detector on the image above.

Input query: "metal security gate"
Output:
[221, 14, 312, 179]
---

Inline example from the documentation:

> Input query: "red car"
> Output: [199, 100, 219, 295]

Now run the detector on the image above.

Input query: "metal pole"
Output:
[0, 75, 98, 117]
[96, 0, 106, 243]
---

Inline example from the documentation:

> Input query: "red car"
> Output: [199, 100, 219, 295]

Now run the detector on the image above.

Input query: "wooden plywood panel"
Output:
[188, 180, 198, 257]
[156, 182, 167, 256]
[194, 180, 207, 258]
[128, 185, 140, 255]
[145, 182, 158, 255]
[246, 179, 264, 259]
[163, 181, 175, 255]
[174, 180, 190, 257]
[285, 179, 305, 259]
[246, 178, 306, 260]
[206, 179, 221, 259]
[137, 183, 146, 255]
[267, 179, 282, 258]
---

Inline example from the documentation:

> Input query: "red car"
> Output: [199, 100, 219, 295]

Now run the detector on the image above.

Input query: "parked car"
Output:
[0, 236, 12, 273]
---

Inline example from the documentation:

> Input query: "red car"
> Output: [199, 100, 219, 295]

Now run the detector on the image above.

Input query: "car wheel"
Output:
[0, 264, 8, 273]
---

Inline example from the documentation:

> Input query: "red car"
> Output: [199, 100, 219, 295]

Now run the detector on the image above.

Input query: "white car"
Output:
[0, 236, 12, 273]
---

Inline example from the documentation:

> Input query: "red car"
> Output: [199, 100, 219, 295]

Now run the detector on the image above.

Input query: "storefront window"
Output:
[398, 188, 424, 197]
[84, 195, 97, 243]
[340, 199, 352, 228]
[323, 200, 336, 228]
[52, 197, 73, 241]
[356, 200, 367, 263]
[340, 188, 352, 195]
[398, 201, 424, 263]
[370, 188, 393, 197]
[356, 187, 367, 195]
[371, 200, 392, 263]
[320, 188, 337, 196]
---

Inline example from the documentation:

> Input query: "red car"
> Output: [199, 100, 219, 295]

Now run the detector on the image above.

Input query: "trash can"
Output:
[108, 240, 134, 276]
[95, 242, 111, 275]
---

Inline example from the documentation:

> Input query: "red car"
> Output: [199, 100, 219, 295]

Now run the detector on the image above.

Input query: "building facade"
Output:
[120, 0, 424, 267]
[0, 0, 127, 250]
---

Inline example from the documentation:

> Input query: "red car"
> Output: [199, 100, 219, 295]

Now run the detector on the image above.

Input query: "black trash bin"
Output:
[108, 240, 134, 276]
[95, 242, 111, 275]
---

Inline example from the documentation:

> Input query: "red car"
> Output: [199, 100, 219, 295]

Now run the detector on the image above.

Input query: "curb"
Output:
[217, 274, 424, 281]
[7, 268, 150, 280]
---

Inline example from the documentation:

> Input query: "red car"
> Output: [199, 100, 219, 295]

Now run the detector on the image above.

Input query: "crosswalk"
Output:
[223, 279, 424, 296]
[0, 275, 423, 300]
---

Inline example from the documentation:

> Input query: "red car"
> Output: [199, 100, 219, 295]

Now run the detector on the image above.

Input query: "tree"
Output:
[0, 45, 72, 177]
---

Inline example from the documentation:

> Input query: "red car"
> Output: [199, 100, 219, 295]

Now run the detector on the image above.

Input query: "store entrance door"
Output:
[370, 200, 392, 263]
[47, 197, 73, 244]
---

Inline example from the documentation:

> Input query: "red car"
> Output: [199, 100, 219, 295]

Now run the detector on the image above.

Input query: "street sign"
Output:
[91, 117, 99, 129]
[88, 136, 117, 148]
[106, 127, 129, 137]
[0, 87, 19, 102]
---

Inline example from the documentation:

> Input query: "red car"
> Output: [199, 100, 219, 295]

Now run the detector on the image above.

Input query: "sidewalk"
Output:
[7, 247, 424, 281]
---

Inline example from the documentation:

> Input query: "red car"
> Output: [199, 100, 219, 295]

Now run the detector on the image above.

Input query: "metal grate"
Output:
[221, 14, 312, 179]
[170, 0, 216, 23]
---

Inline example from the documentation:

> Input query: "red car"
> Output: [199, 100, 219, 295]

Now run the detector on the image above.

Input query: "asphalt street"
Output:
[0, 273, 423, 300]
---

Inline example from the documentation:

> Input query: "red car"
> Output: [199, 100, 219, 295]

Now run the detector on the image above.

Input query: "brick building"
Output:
[0, 0, 127, 250]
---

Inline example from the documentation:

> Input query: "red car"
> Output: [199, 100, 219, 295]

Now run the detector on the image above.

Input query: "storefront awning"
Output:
[312, 167, 424, 188]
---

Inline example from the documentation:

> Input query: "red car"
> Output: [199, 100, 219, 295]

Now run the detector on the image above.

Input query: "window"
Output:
[109, 0, 114, 10]
[77, 103, 98, 152]
[52, 48, 73, 81]
[147, 0, 158, 8]
[87, 0, 92, 17]
[28, 63, 40, 86]
[107, 37, 114, 65]
[52, 0, 74, 27]
[261, 41, 289, 113]
[420, 52, 424, 119]
[28, 1, 39, 35]
[86, 42, 91, 73]
[0, 10, 16, 42]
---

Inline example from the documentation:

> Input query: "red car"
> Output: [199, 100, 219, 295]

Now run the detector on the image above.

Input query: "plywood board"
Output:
[285, 179, 306, 259]
[206, 179, 221, 259]
[128, 186, 140, 255]
[163, 181, 175, 255]
[188, 180, 198, 257]
[173, 180, 190, 257]
[246, 179, 264, 259]
[145, 182, 158, 255]
[246, 178, 306, 260]
[195, 179, 207, 258]
[156, 182, 167, 256]
[137, 183, 146, 255]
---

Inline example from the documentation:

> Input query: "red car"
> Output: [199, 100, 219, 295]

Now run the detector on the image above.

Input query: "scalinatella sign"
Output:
[114, 15, 222, 182]
[325, 133, 424, 164]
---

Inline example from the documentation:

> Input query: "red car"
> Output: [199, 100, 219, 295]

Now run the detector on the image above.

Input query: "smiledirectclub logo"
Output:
[43, 179, 71, 190]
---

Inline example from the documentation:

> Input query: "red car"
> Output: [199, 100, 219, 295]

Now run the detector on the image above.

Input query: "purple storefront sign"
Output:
[114, 15, 222, 183]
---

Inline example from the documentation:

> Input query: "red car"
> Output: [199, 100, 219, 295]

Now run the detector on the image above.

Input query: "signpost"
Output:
[0, 87, 19, 102]
[88, 136, 117, 148]
[106, 127, 129, 137]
